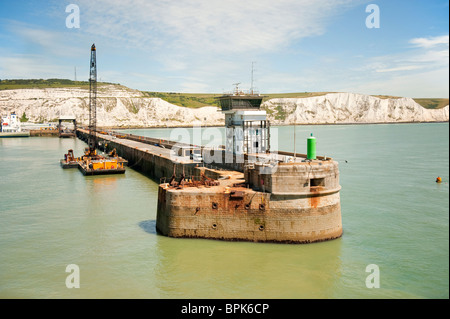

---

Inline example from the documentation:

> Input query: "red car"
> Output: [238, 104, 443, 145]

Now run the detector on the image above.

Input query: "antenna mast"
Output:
[88, 44, 97, 152]
[251, 61, 255, 94]
[232, 82, 241, 95]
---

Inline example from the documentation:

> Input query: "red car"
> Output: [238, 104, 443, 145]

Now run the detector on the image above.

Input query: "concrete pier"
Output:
[76, 128, 343, 244]
[76, 129, 224, 180]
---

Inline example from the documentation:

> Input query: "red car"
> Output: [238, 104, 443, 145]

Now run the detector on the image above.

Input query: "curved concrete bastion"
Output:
[156, 158, 342, 244]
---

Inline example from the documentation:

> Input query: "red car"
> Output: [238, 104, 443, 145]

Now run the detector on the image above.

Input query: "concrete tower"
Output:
[216, 84, 270, 156]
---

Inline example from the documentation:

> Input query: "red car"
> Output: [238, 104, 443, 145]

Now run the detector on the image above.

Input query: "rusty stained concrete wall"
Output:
[156, 185, 342, 244]
[108, 141, 196, 180]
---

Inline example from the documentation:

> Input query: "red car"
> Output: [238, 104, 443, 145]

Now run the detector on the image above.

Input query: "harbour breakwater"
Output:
[76, 129, 343, 243]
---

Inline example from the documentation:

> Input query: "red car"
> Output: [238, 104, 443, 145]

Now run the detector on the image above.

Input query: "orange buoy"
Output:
[436, 177, 442, 183]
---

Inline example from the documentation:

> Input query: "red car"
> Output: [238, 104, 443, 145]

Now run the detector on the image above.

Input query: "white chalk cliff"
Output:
[0, 85, 448, 127]
[0, 86, 224, 127]
[265, 93, 449, 124]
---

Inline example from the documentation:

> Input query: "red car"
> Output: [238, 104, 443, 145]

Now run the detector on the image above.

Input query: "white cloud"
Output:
[69, 0, 364, 91]
[409, 48, 449, 65]
[77, 0, 358, 55]
[6, 20, 85, 58]
[179, 81, 211, 93]
[4, 1, 447, 98]
[0, 53, 72, 79]
[376, 65, 423, 73]
[361, 34, 448, 78]
[3, 0, 369, 93]
[410, 35, 449, 49]
[319, 34, 449, 97]
[341, 68, 449, 98]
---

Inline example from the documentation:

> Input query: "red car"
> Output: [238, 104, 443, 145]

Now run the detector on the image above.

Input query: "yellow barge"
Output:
[78, 157, 125, 176]
[60, 148, 126, 175]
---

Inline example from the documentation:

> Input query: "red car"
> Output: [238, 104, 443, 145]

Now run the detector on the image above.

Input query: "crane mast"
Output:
[88, 43, 97, 155]
[60, 43, 126, 175]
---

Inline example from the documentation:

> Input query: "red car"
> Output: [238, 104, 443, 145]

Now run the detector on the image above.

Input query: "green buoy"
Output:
[307, 133, 316, 160]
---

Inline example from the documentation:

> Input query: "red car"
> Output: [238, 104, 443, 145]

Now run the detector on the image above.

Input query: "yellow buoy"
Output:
[436, 177, 442, 183]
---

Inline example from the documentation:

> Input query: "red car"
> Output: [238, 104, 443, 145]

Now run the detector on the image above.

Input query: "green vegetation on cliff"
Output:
[143, 92, 220, 109]
[0, 79, 120, 90]
[412, 98, 449, 109]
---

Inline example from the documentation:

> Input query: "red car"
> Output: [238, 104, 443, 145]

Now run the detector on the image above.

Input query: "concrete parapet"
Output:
[247, 160, 340, 195]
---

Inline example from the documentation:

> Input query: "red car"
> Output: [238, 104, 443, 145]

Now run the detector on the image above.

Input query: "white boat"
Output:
[0, 113, 30, 137]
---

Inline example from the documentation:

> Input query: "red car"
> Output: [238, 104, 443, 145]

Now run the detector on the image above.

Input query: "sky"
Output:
[0, 0, 448, 98]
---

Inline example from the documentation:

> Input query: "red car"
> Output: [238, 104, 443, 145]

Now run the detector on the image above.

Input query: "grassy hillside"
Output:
[142, 91, 339, 108]
[263, 92, 335, 99]
[143, 91, 220, 108]
[1, 79, 447, 109]
[0, 79, 120, 90]
[412, 98, 449, 109]
[373, 94, 449, 109]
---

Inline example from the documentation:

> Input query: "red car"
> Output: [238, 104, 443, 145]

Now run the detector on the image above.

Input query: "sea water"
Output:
[0, 123, 448, 298]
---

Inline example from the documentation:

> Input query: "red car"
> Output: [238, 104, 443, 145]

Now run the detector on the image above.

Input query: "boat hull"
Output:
[0, 132, 30, 138]
[60, 159, 79, 169]
[78, 166, 126, 176]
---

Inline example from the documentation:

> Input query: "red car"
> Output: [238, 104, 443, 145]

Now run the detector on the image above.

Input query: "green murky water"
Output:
[0, 123, 448, 298]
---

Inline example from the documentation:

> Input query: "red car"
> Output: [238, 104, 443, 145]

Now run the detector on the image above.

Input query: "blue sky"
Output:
[0, 0, 448, 97]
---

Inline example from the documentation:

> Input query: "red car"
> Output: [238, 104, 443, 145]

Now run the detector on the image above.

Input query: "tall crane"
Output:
[60, 43, 126, 175]
[87, 43, 97, 156]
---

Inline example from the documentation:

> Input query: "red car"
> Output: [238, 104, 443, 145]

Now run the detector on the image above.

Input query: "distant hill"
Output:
[0, 79, 448, 110]
[0, 83, 448, 127]
[0, 79, 121, 91]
